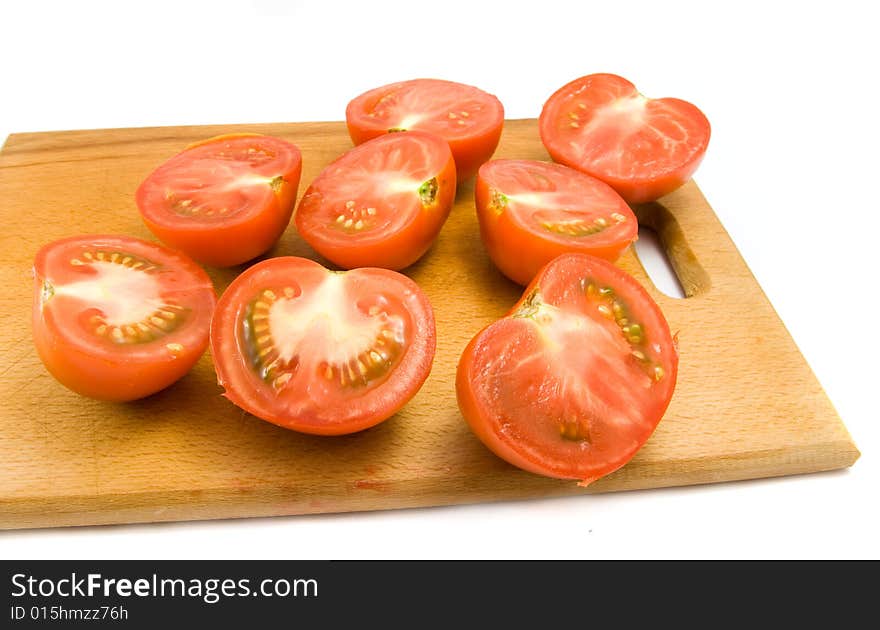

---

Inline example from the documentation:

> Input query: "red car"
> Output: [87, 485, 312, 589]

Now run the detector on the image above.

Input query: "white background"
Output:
[1, 0, 877, 559]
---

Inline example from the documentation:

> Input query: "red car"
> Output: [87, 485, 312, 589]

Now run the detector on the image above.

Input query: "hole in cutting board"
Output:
[631, 200, 710, 298]
[634, 225, 686, 299]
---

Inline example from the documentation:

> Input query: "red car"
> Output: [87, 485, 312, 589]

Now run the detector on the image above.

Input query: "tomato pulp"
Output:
[475, 159, 638, 285]
[295, 131, 456, 270]
[211, 257, 436, 435]
[457, 253, 678, 485]
[346, 78, 504, 180]
[32, 235, 216, 401]
[136, 134, 302, 267]
[539, 73, 710, 203]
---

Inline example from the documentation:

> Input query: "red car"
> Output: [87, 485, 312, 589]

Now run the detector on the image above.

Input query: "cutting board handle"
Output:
[632, 199, 711, 299]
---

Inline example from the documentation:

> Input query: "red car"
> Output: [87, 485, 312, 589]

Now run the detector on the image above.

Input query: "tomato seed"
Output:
[541, 217, 611, 237]
[273, 373, 293, 389]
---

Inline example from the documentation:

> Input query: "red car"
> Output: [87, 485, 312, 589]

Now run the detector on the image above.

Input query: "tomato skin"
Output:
[539, 73, 710, 204]
[456, 253, 678, 484]
[32, 235, 216, 402]
[295, 131, 456, 270]
[475, 159, 638, 286]
[211, 257, 436, 435]
[136, 134, 303, 267]
[345, 78, 505, 180]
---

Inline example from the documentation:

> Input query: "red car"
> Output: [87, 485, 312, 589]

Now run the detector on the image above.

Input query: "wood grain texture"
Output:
[0, 119, 859, 530]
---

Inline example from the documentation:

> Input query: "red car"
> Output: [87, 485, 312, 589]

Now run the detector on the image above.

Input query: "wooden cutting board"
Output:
[0, 119, 859, 530]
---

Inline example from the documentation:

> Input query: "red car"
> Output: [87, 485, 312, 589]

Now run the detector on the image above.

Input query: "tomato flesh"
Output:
[295, 131, 456, 270]
[345, 78, 504, 180]
[475, 159, 638, 285]
[32, 235, 216, 401]
[136, 134, 302, 267]
[211, 257, 436, 435]
[539, 73, 710, 203]
[456, 253, 677, 484]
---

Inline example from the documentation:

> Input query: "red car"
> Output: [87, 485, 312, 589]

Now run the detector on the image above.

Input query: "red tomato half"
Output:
[211, 257, 436, 435]
[32, 235, 216, 401]
[539, 73, 710, 203]
[457, 253, 677, 485]
[295, 131, 456, 270]
[345, 78, 504, 180]
[136, 134, 303, 267]
[475, 159, 638, 285]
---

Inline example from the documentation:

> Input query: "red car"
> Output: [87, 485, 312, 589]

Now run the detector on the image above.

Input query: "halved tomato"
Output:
[345, 78, 504, 180]
[211, 257, 436, 435]
[475, 159, 638, 285]
[136, 134, 302, 267]
[539, 73, 710, 203]
[32, 235, 216, 401]
[457, 253, 677, 485]
[295, 131, 456, 270]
